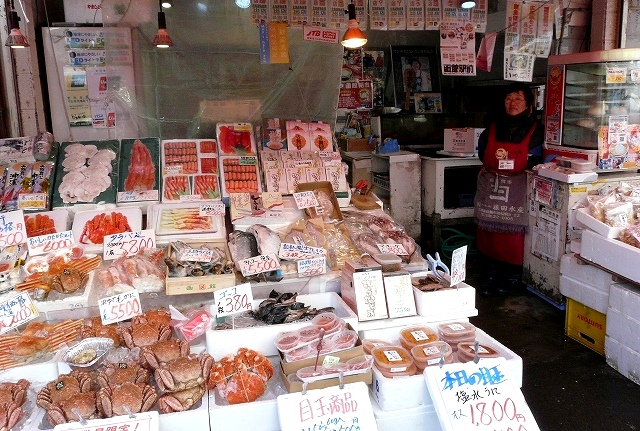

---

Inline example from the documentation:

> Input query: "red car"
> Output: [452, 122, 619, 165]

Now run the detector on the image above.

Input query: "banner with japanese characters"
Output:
[290, 0, 310, 28]
[504, 0, 521, 52]
[425, 0, 441, 30]
[440, 21, 477, 76]
[388, 0, 408, 30]
[370, 0, 389, 30]
[407, 0, 426, 30]
[471, 0, 488, 32]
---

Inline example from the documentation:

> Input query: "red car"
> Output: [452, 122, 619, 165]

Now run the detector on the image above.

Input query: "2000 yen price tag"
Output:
[296, 256, 327, 277]
[377, 243, 408, 256]
[0, 210, 28, 248]
[0, 292, 39, 335]
[213, 283, 253, 318]
[238, 254, 281, 277]
[27, 230, 74, 257]
[200, 202, 225, 217]
[103, 229, 156, 260]
[98, 290, 142, 325]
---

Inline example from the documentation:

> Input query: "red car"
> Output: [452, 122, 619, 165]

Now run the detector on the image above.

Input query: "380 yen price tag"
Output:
[199, 201, 225, 217]
[98, 290, 143, 325]
[0, 292, 39, 335]
[213, 283, 254, 318]
[238, 254, 281, 277]
[27, 230, 74, 257]
[0, 210, 28, 248]
[292, 191, 319, 209]
[103, 229, 156, 261]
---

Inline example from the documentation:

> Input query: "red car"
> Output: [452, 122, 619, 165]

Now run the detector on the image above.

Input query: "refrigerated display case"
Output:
[544, 49, 640, 169]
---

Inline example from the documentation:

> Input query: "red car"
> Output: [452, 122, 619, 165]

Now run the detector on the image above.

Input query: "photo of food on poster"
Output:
[440, 21, 476, 76]
[504, 52, 535, 82]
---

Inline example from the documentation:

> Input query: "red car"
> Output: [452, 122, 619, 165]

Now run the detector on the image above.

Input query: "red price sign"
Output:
[103, 229, 156, 261]
[98, 290, 143, 325]
[296, 256, 327, 277]
[27, 230, 74, 257]
[0, 292, 39, 335]
[293, 191, 319, 209]
[213, 283, 254, 318]
[199, 202, 225, 217]
[0, 210, 27, 248]
[238, 254, 281, 277]
[376, 243, 408, 256]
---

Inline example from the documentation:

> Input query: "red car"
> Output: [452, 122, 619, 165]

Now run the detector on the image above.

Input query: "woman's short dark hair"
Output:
[504, 82, 534, 108]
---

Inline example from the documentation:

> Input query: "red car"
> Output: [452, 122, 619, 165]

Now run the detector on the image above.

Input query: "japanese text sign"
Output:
[27, 230, 74, 257]
[199, 201, 225, 217]
[214, 283, 254, 318]
[293, 191, 320, 209]
[297, 256, 327, 277]
[376, 243, 408, 256]
[103, 229, 155, 260]
[239, 254, 281, 277]
[98, 290, 143, 325]
[449, 245, 467, 286]
[53, 411, 159, 431]
[0, 292, 39, 335]
[0, 210, 27, 248]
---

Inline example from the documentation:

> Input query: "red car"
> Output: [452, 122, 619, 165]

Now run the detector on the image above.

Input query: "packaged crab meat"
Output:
[286, 120, 310, 151]
[72, 207, 142, 253]
[216, 123, 257, 155]
[94, 247, 166, 296]
[117, 138, 160, 203]
[24, 210, 69, 237]
[220, 156, 261, 197]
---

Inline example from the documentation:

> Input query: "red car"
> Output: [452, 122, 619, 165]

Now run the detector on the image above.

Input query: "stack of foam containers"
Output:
[559, 253, 614, 314]
[606, 283, 640, 384]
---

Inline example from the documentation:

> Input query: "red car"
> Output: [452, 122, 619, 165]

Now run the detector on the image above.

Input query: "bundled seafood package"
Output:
[94, 247, 167, 296]
[117, 138, 160, 205]
[161, 139, 221, 202]
[216, 123, 257, 156]
[219, 155, 261, 197]
[24, 210, 70, 238]
[71, 207, 142, 252]
[147, 202, 225, 244]
[52, 140, 120, 208]
[0, 132, 58, 163]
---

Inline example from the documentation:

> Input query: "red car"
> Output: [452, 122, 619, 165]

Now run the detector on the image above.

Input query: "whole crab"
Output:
[96, 362, 150, 389]
[48, 267, 89, 294]
[81, 317, 122, 347]
[140, 339, 190, 369]
[207, 348, 274, 405]
[36, 370, 92, 410]
[0, 379, 29, 408]
[121, 322, 172, 349]
[132, 308, 171, 327]
[158, 384, 205, 413]
[46, 392, 99, 426]
[154, 353, 214, 393]
[0, 401, 23, 431]
[97, 382, 157, 418]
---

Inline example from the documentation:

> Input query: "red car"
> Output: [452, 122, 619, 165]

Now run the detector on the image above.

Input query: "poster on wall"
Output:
[259, 23, 290, 64]
[504, 52, 535, 82]
[407, 0, 426, 30]
[310, 0, 329, 27]
[391, 46, 439, 110]
[63, 67, 92, 127]
[388, 0, 408, 30]
[472, 0, 488, 32]
[370, 0, 389, 30]
[440, 21, 477, 76]
[425, 0, 441, 30]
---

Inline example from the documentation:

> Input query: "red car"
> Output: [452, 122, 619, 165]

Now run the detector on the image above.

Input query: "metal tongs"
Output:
[426, 252, 450, 280]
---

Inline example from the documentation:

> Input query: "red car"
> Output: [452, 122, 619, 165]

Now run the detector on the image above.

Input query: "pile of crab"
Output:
[32, 308, 214, 427]
[0, 379, 30, 431]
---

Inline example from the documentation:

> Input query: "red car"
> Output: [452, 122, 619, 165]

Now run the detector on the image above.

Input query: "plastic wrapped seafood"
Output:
[95, 248, 167, 294]
[165, 241, 233, 278]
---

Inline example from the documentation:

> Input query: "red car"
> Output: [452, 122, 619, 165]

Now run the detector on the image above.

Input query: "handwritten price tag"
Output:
[0, 210, 27, 248]
[0, 292, 39, 335]
[377, 243, 408, 255]
[383, 273, 416, 318]
[18, 193, 47, 210]
[117, 190, 159, 203]
[182, 248, 214, 263]
[199, 201, 225, 217]
[103, 229, 156, 261]
[449, 245, 467, 286]
[98, 290, 143, 325]
[292, 191, 319, 209]
[53, 410, 159, 431]
[27, 230, 74, 257]
[164, 166, 182, 175]
[296, 256, 326, 277]
[213, 283, 254, 318]
[279, 243, 326, 260]
[238, 254, 281, 277]
[179, 194, 202, 202]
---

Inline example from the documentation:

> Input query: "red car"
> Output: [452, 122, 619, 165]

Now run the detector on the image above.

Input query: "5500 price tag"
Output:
[27, 230, 74, 257]
[98, 290, 142, 325]
[103, 229, 155, 260]
[238, 254, 281, 277]
[213, 283, 253, 318]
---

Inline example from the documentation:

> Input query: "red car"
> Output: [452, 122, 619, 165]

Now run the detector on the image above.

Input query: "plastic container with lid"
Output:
[399, 326, 439, 350]
[437, 321, 476, 339]
[411, 341, 453, 370]
[372, 345, 414, 376]
[362, 339, 393, 355]
[456, 342, 500, 363]
[372, 253, 402, 272]
[378, 362, 418, 378]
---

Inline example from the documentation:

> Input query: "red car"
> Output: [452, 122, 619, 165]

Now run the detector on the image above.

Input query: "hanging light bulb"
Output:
[460, 0, 476, 9]
[341, 1, 367, 49]
[161, 0, 173, 8]
[153, 0, 173, 48]
[5, 1, 29, 49]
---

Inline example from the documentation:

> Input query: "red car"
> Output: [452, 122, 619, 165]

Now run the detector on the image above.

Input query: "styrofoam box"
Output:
[581, 229, 640, 283]
[249, 271, 341, 299]
[535, 167, 598, 183]
[575, 207, 624, 239]
[206, 292, 357, 358]
[606, 307, 640, 354]
[411, 272, 476, 318]
[367, 324, 523, 411]
[605, 335, 640, 385]
[371, 392, 443, 431]
[560, 253, 614, 292]
[356, 307, 479, 337]
[209, 356, 285, 431]
[29, 271, 94, 318]
[608, 282, 640, 323]
[559, 275, 609, 314]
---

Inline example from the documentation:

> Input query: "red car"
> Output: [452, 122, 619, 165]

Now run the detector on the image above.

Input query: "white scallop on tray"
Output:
[71, 207, 143, 254]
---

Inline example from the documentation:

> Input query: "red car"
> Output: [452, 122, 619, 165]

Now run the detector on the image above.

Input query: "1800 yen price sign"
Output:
[98, 290, 143, 325]
[238, 254, 281, 277]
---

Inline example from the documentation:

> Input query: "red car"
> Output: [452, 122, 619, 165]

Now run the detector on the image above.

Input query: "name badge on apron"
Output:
[498, 159, 515, 170]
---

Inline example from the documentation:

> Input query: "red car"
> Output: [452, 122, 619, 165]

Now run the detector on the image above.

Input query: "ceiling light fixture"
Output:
[5, 0, 29, 49]
[460, 0, 476, 9]
[235, 0, 251, 9]
[161, 0, 173, 8]
[341, 1, 367, 49]
[153, 0, 173, 48]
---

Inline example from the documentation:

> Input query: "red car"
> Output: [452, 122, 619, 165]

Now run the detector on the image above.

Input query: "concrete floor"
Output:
[468, 276, 640, 430]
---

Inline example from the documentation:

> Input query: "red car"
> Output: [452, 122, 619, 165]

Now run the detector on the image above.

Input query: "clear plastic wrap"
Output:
[94, 248, 167, 296]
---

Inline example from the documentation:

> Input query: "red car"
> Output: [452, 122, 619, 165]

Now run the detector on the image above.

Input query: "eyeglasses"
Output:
[505, 95, 526, 104]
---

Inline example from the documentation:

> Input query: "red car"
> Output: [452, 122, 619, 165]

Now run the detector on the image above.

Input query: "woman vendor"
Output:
[475, 82, 544, 296]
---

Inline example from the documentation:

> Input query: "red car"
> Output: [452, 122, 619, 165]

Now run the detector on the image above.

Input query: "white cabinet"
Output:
[370, 151, 421, 238]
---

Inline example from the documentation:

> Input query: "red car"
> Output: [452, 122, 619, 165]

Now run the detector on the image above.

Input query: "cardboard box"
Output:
[565, 298, 606, 355]
[339, 137, 375, 152]
[280, 362, 372, 393]
[443, 128, 482, 154]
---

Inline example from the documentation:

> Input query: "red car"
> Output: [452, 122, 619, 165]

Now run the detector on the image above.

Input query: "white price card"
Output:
[352, 270, 388, 321]
[199, 201, 225, 216]
[0, 210, 28, 248]
[27, 230, 74, 257]
[424, 358, 540, 431]
[297, 256, 327, 277]
[0, 292, 39, 335]
[18, 193, 47, 210]
[383, 273, 417, 318]
[181, 248, 214, 263]
[103, 229, 156, 260]
[179, 194, 202, 202]
[53, 411, 159, 431]
[449, 245, 467, 286]
[293, 191, 319, 209]
[117, 190, 159, 202]
[238, 254, 281, 277]
[279, 243, 326, 260]
[164, 165, 182, 175]
[213, 282, 254, 318]
[98, 290, 143, 325]
[276, 382, 377, 431]
[376, 243, 408, 256]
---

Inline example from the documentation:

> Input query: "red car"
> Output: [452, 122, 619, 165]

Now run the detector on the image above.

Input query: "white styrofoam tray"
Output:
[575, 207, 624, 239]
[371, 391, 443, 431]
[559, 275, 609, 315]
[581, 229, 640, 284]
[29, 271, 95, 317]
[560, 253, 614, 292]
[206, 292, 358, 358]
[356, 310, 479, 339]
[146, 202, 226, 244]
[24, 210, 70, 237]
[367, 324, 523, 412]
[411, 272, 476, 318]
[71, 207, 143, 254]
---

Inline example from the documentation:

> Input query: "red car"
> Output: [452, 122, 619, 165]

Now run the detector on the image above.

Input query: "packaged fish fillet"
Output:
[16, 161, 55, 211]
[3, 162, 32, 211]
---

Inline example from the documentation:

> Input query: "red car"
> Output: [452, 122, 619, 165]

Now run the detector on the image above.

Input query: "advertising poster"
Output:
[504, 52, 535, 82]
[425, 0, 441, 30]
[407, 0, 426, 30]
[370, 0, 389, 30]
[440, 21, 477, 76]
[64, 67, 92, 127]
[504, 0, 521, 52]
[388, 0, 408, 30]
[310, 0, 328, 27]
[535, 2, 554, 57]
[472, 0, 488, 32]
